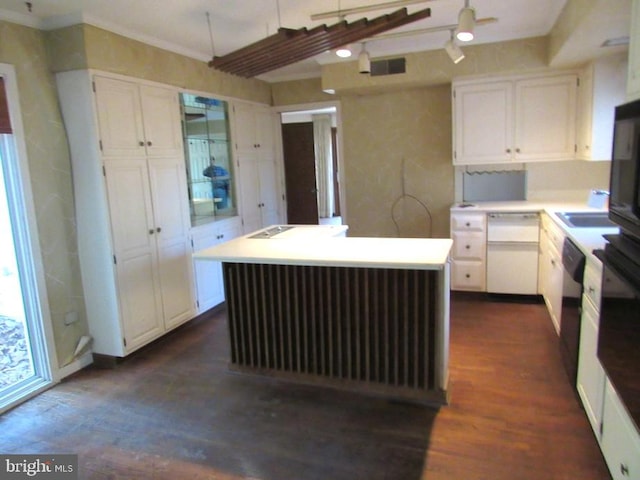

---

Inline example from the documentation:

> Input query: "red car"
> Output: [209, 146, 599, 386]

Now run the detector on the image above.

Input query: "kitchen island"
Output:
[194, 225, 453, 405]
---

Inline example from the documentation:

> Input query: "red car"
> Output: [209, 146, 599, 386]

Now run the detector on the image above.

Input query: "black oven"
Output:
[595, 233, 640, 433]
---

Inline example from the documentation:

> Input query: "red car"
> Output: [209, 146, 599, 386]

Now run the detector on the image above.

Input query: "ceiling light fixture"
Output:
[456, 0, 475, 42]
[444, 29, 465, 64]
[358, 43, 371, 74]
[336, 45, 353, 58]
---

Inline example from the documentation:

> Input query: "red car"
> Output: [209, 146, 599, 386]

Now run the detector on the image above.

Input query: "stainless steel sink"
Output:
[555, 211, 617, 228]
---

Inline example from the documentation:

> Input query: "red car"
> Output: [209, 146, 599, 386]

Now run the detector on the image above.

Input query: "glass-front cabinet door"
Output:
[180, 93, 237, 226]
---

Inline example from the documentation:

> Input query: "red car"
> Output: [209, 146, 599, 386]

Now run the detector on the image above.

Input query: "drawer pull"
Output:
[465, 245, 471, 249]
[465, 273, 470, 279]
[620, 463, 629, 476]
[465, 222, 471, 227]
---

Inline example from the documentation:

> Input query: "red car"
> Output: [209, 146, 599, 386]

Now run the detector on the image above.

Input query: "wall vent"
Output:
[370, 57, 406, 76]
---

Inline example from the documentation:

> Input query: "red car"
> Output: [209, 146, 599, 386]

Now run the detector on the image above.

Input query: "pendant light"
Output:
[444, 29, 465, 64]
[358, 43, 371, 74]
[456, 0, 475, 42]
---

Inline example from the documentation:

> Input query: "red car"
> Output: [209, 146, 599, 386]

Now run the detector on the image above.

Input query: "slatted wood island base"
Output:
[195, 225, 452, 405]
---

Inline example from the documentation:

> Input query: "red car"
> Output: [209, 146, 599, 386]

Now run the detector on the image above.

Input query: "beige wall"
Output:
[271, 78, 335, 106]
[341, 86, 453, 238]
[47, 24, 272, 104]
[0, 20, 87, 367]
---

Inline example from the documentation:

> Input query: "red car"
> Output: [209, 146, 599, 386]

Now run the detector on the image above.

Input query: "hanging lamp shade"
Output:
[444, 30, 464, 64]
[358, 43, 371, 73]
[456, 5, 475, 42]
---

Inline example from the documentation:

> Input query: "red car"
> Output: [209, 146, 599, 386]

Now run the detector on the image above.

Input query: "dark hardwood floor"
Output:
[0, 294, 610, 479]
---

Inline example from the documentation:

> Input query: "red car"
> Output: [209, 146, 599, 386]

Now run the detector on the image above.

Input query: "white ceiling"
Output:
[0, 0, 626, 82]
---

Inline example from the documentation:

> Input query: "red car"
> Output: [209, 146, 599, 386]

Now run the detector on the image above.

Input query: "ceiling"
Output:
[0, 0, 629, 82]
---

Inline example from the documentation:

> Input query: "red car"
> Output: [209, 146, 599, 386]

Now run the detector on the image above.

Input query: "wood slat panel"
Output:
[209, 8, 431, 78]
[222, 263, 437, 396]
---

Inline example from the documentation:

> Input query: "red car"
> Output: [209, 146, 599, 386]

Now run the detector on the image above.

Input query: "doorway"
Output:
[279, 105, 343, 225]
[0, 65, 55, 413]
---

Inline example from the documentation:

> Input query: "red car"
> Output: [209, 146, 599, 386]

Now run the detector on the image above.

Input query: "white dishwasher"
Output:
[486, 212, 540, 294]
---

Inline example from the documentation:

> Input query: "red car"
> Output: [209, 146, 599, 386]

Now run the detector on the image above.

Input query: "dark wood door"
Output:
[281, 122, 319, 224]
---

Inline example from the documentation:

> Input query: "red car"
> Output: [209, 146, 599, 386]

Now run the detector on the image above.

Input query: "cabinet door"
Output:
[515, 75, 577, 162]
[627, 0, 640, 101]
[233, 103, 258, 153]
[546, 244, 563, 335]
[104, 158, 164, 350]
[255, 106, 276, 154]
[148, 157, 195, 329]
[139, 85, 183, 157]
[192, 229, 224, 313]
[259, 156, 282, 227]
[577, 296, 605, 440]
[601, 380, 640, 480]
[94, 76, 146, 158]
[453, 81, 513, 165]
[237, 151, 263, 234]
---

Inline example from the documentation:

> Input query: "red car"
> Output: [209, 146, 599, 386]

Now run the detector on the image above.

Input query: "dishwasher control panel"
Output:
[487, 212, 540, 243]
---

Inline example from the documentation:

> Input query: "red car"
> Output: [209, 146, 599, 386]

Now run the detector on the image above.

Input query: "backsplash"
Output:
[455, 160, 611, 204]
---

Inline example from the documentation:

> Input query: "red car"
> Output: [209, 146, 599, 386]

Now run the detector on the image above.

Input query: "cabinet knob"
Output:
[156, 227, 161, 233]
[149, 229, 154, 235]
[147, 141, 152, 146]
[516, 148, 521, 153]
[588, 286, 595, 294]
[139, 141, 145, 146]
[506, 148, 511, 153]
[465, 222, 470, 227]
[465, 245, 471, 249]
[620, 463, 629, 476]
[465, 273, 470, 279]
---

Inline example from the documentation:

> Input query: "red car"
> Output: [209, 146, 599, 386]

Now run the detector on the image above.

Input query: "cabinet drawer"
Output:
[452, 231, 486, 259]
[451, 260, 486, 291]
[451, 213, 486, 231]
[584, 258, 603, 310]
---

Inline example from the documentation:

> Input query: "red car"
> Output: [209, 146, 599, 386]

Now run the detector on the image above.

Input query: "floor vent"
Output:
[371, 57, 406, 76]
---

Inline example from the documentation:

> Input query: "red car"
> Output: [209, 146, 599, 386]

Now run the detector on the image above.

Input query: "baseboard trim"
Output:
[57, 351, 93, 379]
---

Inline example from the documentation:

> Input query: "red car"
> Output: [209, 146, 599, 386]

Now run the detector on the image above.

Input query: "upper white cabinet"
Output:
[453, 81, 513, 165]
[627, 0, 640, 101]
[453, 72, 578, 165]
[233, 102, 284, 234]
[577, 54, 628, 161]
[94, 76, 183, 158]
[56, 71, 195, 357]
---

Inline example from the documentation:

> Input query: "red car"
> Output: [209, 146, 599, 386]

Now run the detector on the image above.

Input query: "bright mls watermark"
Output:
[0, 455, 77, 479]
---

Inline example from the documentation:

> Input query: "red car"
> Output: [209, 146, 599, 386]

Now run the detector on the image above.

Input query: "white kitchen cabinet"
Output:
[55, 70, 195, 357]
[233, 102, 284, 233]
[577, 277, 606, 441]
[577, 53, 628, 161]
[450, 212, 486, 291]
[627, 0, 640, 101]
[453, 81, 513, 165]
[601, 379, 640, 480]
[94, 76, 183, 158]
[538, 213, 564, 334]
[191, 217, 242, 313]
[453, 72, 578, 165]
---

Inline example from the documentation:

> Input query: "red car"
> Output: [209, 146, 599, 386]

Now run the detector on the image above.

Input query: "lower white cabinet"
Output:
[450, 212, 486, 291]
[538, 213, 565, 334]
[576, 290, 605, 440]
[191, 217, 242, 313]
[601, 379, 640, 480]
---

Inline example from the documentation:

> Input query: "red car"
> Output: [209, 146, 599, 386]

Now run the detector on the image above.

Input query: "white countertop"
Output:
[451, 201, 619, 260]
[194, 225, 452, 270]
